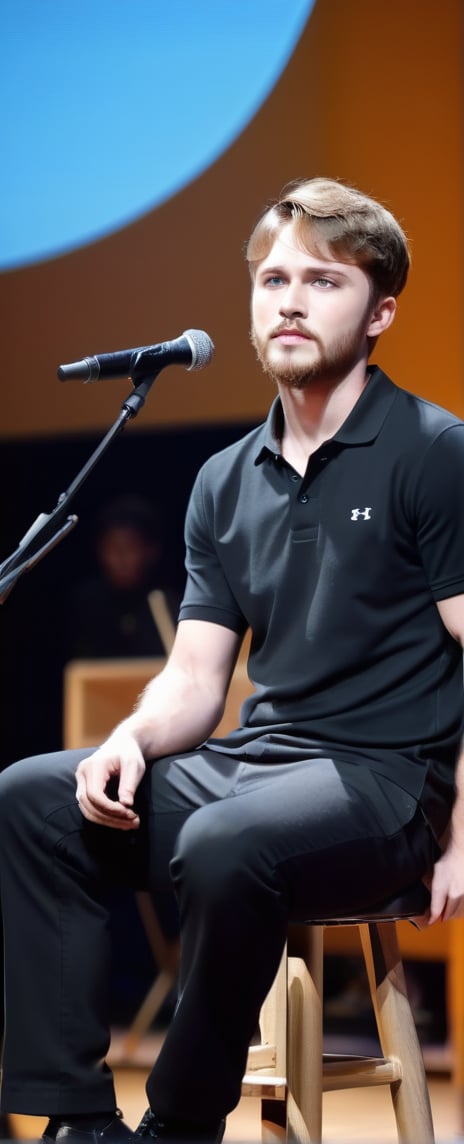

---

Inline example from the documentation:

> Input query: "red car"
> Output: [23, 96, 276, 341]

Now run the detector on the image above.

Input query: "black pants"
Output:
[0, 747, 439, 1120]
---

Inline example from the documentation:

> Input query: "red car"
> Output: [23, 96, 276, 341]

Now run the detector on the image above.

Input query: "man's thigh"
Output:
[145, 748, 244, 890]
[147, 752, 438, 917]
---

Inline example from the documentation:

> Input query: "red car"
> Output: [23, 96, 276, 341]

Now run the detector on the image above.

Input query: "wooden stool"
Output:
[242, 883, 434, 1142]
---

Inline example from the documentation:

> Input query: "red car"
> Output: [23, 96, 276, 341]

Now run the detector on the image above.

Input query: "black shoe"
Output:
[135, 1109, 225, 1142]
[43, 1109, 134, 1142]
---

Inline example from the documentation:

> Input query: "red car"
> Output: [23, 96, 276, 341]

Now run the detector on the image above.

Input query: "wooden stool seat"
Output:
[242, 883, 434, 1142]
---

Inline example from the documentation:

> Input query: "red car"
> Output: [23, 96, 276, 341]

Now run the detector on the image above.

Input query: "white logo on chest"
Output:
[350, 507, 372, 521]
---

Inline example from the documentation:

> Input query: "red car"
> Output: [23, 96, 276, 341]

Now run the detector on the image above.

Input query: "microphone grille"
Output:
[183, 329, 215, 370]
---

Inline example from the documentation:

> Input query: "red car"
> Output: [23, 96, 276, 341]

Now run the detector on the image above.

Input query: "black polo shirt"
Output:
[179, 367, 464, 831]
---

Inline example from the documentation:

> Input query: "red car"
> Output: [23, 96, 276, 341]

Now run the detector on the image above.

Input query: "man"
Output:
[1, 177, 463, 1143]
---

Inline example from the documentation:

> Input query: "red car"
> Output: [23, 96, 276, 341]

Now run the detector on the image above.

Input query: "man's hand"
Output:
[75, 728, 146, 829]
[429, 845, 464, 923]
[73, 620, 242, 829]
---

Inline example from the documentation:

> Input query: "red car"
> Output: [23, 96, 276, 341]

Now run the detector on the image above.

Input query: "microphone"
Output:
[57, 329, 214, 382]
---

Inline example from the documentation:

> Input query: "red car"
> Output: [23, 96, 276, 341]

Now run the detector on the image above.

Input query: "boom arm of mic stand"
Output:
[0, 368, 160, 603]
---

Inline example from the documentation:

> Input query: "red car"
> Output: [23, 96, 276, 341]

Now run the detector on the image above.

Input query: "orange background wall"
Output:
[2, 0, 462, 441]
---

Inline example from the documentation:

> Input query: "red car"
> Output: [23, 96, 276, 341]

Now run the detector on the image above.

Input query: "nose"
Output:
[279, 280, 307, 319]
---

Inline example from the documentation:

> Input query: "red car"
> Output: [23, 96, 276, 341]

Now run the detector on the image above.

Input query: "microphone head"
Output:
[183, 329, 215, 370]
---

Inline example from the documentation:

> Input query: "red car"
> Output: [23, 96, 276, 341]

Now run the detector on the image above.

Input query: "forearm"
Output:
[115, 658, 226, 761]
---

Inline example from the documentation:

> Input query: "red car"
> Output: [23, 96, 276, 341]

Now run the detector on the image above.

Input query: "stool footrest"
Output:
[241, 919, 435, 1141]
[241, 1075, 287, 1101]
[322, 1053, 402, 1091]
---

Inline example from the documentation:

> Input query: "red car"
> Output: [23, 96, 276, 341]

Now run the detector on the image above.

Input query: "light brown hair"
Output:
[246, 177, 410, 299]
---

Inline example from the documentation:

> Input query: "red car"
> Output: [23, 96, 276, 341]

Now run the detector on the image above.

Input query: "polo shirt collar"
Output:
[254, 366, 397, 464]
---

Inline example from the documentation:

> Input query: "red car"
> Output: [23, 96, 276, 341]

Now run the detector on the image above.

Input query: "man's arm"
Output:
[429, 595, 464, 922]
[75, 618, 242, 830]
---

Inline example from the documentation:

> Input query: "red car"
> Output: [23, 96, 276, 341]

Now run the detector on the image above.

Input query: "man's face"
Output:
[251, 222, 378, 390]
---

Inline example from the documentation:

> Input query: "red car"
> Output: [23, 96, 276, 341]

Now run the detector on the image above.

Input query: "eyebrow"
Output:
[257, 262, 351, 281]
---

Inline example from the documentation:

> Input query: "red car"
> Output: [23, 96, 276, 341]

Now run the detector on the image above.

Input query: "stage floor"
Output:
[5, 1028, 464, 1143]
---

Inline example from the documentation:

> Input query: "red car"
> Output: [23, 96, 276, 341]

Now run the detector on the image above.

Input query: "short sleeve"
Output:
[413, 424, 464, 599]
[179, 465, 247, 634]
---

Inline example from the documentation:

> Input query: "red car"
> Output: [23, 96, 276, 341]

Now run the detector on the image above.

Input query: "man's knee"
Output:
[0, 751, 81, 837]
[170, 805, 274, 906]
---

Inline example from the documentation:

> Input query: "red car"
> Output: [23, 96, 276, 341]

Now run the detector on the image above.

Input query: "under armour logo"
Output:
[350, 507, 372, 521]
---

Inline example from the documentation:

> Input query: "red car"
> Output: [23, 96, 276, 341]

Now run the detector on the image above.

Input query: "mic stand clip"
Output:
[0, 366, 161, 602]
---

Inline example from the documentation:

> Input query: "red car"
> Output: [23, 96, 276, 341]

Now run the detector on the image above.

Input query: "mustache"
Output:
[270, 320, 316, 339]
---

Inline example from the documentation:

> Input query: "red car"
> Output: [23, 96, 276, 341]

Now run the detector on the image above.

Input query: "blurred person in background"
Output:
[66, 495, 180, 662]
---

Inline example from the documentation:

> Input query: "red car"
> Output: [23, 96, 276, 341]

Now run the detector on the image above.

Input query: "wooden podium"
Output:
[63, 657, 166, 749]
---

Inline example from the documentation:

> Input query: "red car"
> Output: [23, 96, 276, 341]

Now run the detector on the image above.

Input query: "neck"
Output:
[278, 363, 370, 474]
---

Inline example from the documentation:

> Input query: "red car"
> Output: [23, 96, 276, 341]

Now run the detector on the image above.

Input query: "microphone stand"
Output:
[0, 366, 160, 604]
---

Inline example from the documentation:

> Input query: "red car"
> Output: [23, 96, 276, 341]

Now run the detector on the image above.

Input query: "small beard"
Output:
[250, 330, 330, 391]
[262, 360, 319, 391]
[250, 327, 365, 391]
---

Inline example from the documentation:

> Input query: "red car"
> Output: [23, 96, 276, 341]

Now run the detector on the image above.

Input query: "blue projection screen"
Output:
[2, 0, 315, 269]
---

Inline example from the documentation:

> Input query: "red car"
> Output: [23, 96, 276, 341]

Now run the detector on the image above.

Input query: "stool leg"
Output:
[286, 926, 324, 1142]
[359, 922, 434, 1144]
[259, 948, 288, 1142]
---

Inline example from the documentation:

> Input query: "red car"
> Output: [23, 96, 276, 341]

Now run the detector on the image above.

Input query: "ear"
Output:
[367, 295, 397, 338]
